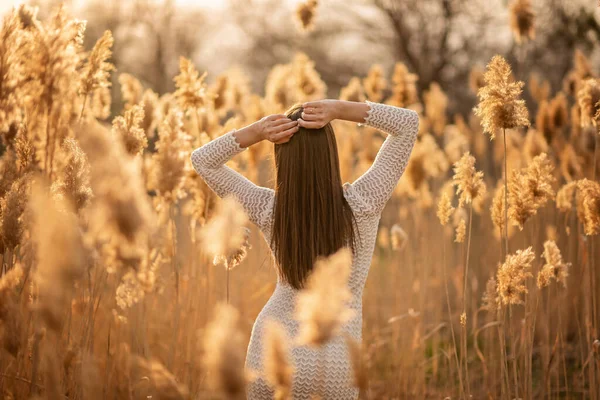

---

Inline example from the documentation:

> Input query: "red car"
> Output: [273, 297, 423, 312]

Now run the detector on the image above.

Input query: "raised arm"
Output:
[300, 100, 419, 215]
[191, 115, 298, 230]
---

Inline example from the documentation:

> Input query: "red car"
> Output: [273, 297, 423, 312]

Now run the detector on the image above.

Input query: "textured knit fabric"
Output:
[191, 101, 419, 399]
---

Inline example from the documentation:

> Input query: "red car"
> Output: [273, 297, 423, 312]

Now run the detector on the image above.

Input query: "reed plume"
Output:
[437, 191, 455, 226]
[345, 333, 369, 398]
[577, 179, 600, 235]
[0, 176, 29, 252]
[524, 153, 555, 210]
[140, 89, 159, 137]
[387, 63, 418, 108]
[0, 262, 24, 357]
[453, 152, 487, 208]
[200, 196, 249, 266]
[390, 224, 408, 251]
[78, 120, 153, 270]
[203, 303, 249, 399]
[174, 57, 214, 114]
[469, 66, 486, 94]
[507, 169, 536, 230]
[444, 125, 470, 164]
[119, 73, 143, 109]
[548, 92, 568, 133]
[295, 247, 354, 347]
[0, 9, 27, 133]
[491, 182, 510, 240]
[564, 50, 594, 97]
[523, 128, 548, 165]
[51, 138, 93, 213]
[363, 65, 387, 103]
[264, 320, 294, 400]
[295, 0, 318, 32]
[509, 0, 535, 43]
[265, 64, 293, 111]
[339, 77, 366, 103]
[79, 30, 114, 119]
[112, 104, 148, 156]
[578, 78, 600, 128]
[537, 240, 570, 288]
[474, 55, 530, 139]
[423, 83, 447, 136]
[30, 179, 86, 332]
[150, 109, 192, 202]
[23, 5, 84, 175]
[455, 218, 466, 243]
[482, 277, 499, 311]
[131, 356, 190, 400]
[290, 53, 327, 102]
[496, 247, 535, 306]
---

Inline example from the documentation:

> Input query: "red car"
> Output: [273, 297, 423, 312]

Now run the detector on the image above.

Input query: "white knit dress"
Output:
[191, 101, 419, 399]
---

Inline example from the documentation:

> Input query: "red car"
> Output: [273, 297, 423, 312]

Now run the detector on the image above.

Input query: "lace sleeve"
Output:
[346, 101, 419, 215]
[191, 130, 274, 231]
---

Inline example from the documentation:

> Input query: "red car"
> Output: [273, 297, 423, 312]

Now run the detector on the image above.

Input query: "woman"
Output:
[191, 99, 419, 399]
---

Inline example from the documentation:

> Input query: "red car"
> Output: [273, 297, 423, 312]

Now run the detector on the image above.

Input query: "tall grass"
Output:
[0, 4, 599, 399]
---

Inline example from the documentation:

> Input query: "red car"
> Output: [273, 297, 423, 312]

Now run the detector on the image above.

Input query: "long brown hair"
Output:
[270, 104, 357, 289]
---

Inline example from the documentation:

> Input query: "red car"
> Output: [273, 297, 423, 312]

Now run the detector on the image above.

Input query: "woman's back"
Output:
[245, 184, 383, 399]
[191, 100, 419, 399]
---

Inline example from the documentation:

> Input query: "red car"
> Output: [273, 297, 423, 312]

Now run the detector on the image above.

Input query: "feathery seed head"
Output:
[112, 105, 148, 157]
[482, 277, 500, 311]
[509, 0, 535, 43]
[295, 0, 318, 32]
[390, 224, 408, 251]
[388, 63, 418, 108]
[537, 240, 570, 289]
[80, 30, 114, 97]
[119, 73, 143, 109]
[339, 77, 366, 103]
[150, 108, 192, 201]
[453, 152, 487, 208]
[577, 179, 600, 235]
[345, 333, 369, 396]
[264, 320, 294, 400]
[200, 196, 249, 265]
[203, 303, 249, 399]
[473, 55, 530, 139]
[455, 218, 466, 243]
[556, 181, 578, 213]
[174, 57, 214, 112]
[578, 78, 600, 127]
[295, 247, 355, 347]
[363, 64, 387, 103]
[496, 247, 535, 306]
[30, 179, 86, 332]
[424, 83, 448, 136]
[437, 191, 455, 226]
[131, 357, 189, 400]
[51, 138, 93, 212]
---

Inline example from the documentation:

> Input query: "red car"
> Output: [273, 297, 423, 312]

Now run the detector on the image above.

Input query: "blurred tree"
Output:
[81, 0, 206, 95]
[23, 0, 600, 119]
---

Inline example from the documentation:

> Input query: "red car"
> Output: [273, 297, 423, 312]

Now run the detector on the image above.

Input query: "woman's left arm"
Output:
[191, 115, 298, 230]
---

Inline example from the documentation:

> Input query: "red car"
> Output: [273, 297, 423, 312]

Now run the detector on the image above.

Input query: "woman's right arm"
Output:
[300, 100, 419, 215]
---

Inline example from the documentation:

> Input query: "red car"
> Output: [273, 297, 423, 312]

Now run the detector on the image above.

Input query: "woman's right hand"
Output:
[257, 114, 299, 144]
[298, 99, 339, 129]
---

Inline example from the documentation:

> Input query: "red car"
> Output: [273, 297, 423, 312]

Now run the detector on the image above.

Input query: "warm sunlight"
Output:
[0, 0, 599, 398]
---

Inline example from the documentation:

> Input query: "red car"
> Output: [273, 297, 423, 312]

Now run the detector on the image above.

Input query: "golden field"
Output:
[0, 1, 599, 399]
